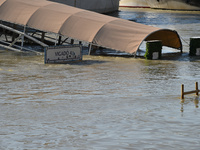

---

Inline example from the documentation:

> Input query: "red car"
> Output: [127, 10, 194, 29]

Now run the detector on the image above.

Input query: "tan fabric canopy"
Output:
[0, 0, 182, 54]
[0, 0, 5, 5]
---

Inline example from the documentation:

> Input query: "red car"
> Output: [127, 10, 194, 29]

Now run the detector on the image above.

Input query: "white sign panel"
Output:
[45, 45, 82, 64]
[196, 48, 200, 56]
[152, 52, 159, 60]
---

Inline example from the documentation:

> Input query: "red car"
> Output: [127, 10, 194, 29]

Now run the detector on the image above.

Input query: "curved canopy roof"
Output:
[0, 0, 182, 54]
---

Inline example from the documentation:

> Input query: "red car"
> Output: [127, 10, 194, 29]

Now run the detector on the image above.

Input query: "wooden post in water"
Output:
[196, 82, 199, 96]
[181, 84, 184, 99]
[181, 82, 200, 99]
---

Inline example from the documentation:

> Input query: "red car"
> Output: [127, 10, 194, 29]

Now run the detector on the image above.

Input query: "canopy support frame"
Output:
[0, 23, 48, 53]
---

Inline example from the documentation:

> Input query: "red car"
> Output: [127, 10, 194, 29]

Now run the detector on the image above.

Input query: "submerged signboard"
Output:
[45, 45, 82, 64]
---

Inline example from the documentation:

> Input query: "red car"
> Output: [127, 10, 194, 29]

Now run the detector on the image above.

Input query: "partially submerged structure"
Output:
[0, 0, 182, 56]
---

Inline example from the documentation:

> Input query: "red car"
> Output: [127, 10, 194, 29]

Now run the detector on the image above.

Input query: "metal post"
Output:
[21, 26, 26, 50]
[74, 0, 76, 7]
[55, 34, 59, 46]
[12, 24, 16, 42]
[88, 44, 92, 55]
[58, 35, 62, 45]
[41, 32, 45, 43]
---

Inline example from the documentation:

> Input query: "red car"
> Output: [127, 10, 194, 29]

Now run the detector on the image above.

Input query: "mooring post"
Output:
[196, 82, 199, 96]
[181, 84, 184, 99]
[189, 37, 200, 56]
[145, 40, 162, 60]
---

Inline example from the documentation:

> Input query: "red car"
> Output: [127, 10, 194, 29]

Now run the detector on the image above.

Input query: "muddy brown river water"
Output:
[0, 8, 200, 149]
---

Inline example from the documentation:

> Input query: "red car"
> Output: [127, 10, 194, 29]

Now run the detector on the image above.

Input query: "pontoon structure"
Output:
[0, 0, 182, 56]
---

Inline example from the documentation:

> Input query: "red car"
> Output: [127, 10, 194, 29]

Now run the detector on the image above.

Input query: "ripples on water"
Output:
[0, 8, 200, 149]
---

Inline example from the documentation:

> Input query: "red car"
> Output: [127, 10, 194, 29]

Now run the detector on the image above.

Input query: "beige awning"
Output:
[0, 0, 5, 5]
[0, 0, 182, 54]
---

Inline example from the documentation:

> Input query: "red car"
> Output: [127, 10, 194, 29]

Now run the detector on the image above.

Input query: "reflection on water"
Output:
[1, 8, 200, 149]
[181, 96, 199, 113]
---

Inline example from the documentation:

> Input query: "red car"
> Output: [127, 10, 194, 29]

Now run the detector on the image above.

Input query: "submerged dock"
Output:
[0, 0, 182, 57]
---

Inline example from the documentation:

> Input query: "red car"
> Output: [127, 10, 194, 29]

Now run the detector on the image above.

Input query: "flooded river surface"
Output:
[1, 8, 200, 149]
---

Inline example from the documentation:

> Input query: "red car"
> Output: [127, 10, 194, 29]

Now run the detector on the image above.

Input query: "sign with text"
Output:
[45, 45, 82, 64]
